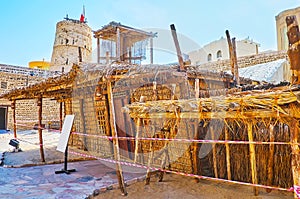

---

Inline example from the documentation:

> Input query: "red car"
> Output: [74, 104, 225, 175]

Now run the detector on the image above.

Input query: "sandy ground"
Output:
[0, 131, 294, 199]
[93, 173, 294, 199]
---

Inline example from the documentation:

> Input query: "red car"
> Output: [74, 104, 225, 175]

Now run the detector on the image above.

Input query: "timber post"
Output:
[134, 118, 141, 163]
[97, 37, 100, 64]
[224, 124, 231, 180]
[59, 101, 63, 131]
[150, 37, 153, 64]
[232, 38, 240, 85]
[116, 27, 121, 62]
[79, 99, 88, 150]
[170, 24, 185, 71]
[107, 80, 127, 196]
[37, 97, 45, 162]
[247, 121, 258, 196]
[195, 78, 199, 98]
[290, 119, 300, 199]
[12, 100, 17, 138]
[210, 125, 218, 178]
[226, 30, 235, 76]
[266, 123, 275, 193]
[145, 131, 154, 185]
[225, 30, 239, 85]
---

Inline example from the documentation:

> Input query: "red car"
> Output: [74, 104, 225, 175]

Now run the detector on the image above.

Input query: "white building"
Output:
[188, 37, 260, 65]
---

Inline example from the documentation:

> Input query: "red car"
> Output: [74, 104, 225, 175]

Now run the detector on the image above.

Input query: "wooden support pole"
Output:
[37, 97, 45, 162]
[134, 118, 141, 163]
[116, 28, 121, 62]
[192, 121, 200, 178]
[266, 124, 275, 193]
[232, 38, 240, 85]
[210, 126, 218, 178]
[247, 122, 258, 196]
[121, 35, 126, 62]
[97, 38, 100, 64]
[195, 78, 199, 98]
[170, 24, 185, 71]
[145, 135, 154, 185]
[224, 125, 231, 180]
[79, 99, 88, 150]
[107, 80, 127, 196]
[153, 81, 157, 101]
[290, 119, 300, 199]
[12, 100, 17, 138]
[59, 102, 63, 131]
[225, 30, 235, 76]
[150, 37, 153, 64]
[128, 48, 132, 64]
[171, 84, 176, 100]
[225, 30, 239, 85]
[106, 51, 110, 65]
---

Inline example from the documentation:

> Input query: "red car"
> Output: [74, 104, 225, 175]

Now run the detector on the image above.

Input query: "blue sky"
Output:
[1, 0, 300, 66]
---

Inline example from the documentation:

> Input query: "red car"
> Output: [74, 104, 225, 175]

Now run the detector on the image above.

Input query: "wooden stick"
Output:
[210, 126, 218, 178]
[153, 81, 157, 101]
[134, 118, 141, 163]
[195, 78, 199, 98]
[145, 134, 154, 185]
[191, 121, 200, 182]
[37, 97, 45, 162]
[225, 30, 235, 76]
[116, 28, 121, 62]
[232, 38, 240, 85]
[106, 51, 110, 64]
[79, 99, 87, 150]
[59, 102, 63, 131]
[224, 125, 231, 180]
[170, 24, 185, 71]
[107, 80, 127, 196]
[290, 119, 300, 199]
[12, 100, 17, 138]
[266, 124, 275, 193]
[171, 84, 176, 100]
[150, 37, 153, 64]
[97, 38, 100, 64]
[247, 122, 258, 196]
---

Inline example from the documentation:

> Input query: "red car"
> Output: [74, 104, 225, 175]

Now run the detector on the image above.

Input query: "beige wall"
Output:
[276, 6, 300, 51]
[188, 38, 259, 65]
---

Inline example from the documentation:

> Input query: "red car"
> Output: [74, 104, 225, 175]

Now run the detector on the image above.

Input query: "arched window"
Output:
[207, 53, 212, 62]
[217, 50, 222, 58]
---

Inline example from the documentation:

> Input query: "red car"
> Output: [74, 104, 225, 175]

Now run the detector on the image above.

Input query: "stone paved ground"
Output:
[0, 160, 146, 199]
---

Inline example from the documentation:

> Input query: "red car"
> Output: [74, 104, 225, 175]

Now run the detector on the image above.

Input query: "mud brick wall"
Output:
[6, 98, 60, 131]
[0, 66, 61, 131]
[71, 97, 113, 157]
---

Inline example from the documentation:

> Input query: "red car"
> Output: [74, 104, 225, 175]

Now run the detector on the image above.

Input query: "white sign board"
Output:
[56, 115, 75, 152]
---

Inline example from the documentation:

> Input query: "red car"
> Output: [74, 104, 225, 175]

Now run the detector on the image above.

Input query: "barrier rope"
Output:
[71, 132, 298, 146]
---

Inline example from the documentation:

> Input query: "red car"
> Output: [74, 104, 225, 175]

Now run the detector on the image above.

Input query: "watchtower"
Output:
[50, 15, 92, 72]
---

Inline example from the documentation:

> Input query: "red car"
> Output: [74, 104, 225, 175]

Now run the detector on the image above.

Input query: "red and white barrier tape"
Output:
[71, 132, 298, 146]
[13, 122, 61, 133]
